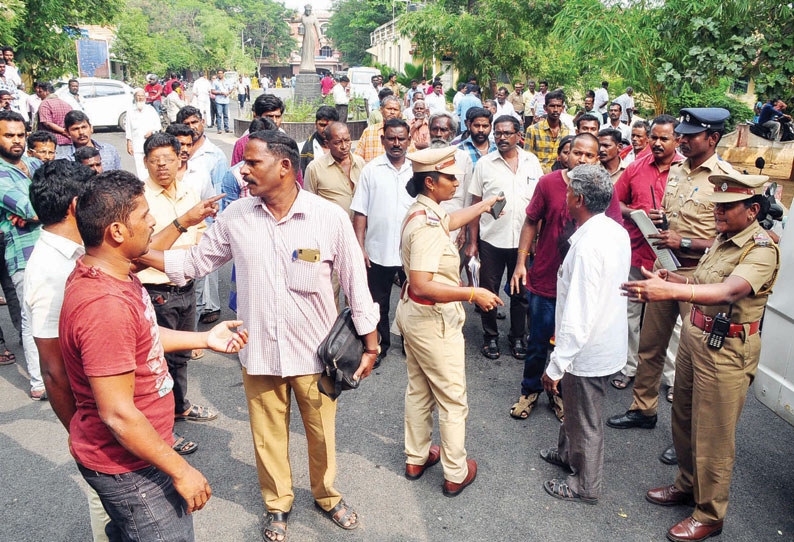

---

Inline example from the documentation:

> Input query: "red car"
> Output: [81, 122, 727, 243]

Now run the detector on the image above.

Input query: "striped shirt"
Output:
[164, 188, 380, 376]
[0, 156, 42, 276]
[56, 139, 122, 171]
[524, 118, 571, 174]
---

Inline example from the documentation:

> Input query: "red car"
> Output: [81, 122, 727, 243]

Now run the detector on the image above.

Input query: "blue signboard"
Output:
[76, 39, 110, 78]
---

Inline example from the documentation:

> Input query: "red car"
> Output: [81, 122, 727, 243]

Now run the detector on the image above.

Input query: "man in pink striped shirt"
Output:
[151, 130, 380, 540]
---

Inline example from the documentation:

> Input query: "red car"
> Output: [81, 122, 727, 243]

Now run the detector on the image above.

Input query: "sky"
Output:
[280, 0, 333, 11]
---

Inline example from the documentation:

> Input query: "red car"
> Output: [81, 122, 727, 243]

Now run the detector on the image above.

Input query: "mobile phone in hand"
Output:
[490, 191, 507, 219]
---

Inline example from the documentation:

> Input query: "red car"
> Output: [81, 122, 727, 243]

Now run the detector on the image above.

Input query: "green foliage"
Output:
[667, 80, 754, 131]
[2, 0, 123, 80]
[283, 95, 367, 122]
[327, 0, 393, 66]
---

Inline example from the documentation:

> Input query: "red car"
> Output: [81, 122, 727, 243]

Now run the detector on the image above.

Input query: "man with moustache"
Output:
[142, 130, 380, 540]
[354, 96, 409, 163]
[607, 109, 735, 466]
[175, 106, 229, 325]
[166, 123, 215, 202]
[621, 120, 652, 166]
[0, 110, 44, 399]
[469, 115, 543, 361]
[351, 118, 414, 366]
[575, 113, 601, 135]
[525, 90, 571, 174]
[510, 133, 623, 422]
[458, 107, 496, 166]
[607, 102, 632, 144]
[58, 110, 121, 171]
[73, 146, 103, 174]
[611, 115, 683, 393]
[137, 132, 225, 442]
[306, 122, 365, 219]
[598, 128, 627, 184]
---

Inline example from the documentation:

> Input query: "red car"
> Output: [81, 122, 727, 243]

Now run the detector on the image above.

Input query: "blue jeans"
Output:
[78, 463, 194, 542]
[521, 292, 556, 395]
[215, 102, 229, 132]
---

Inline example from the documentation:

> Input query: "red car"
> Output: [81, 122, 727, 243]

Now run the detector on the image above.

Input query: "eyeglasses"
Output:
[493, 131, 517, 139]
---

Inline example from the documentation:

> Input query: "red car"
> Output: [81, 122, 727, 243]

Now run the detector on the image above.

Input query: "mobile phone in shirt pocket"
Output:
[287, 257, 322, 294]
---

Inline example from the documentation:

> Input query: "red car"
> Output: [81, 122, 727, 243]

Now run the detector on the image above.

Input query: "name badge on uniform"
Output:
[426, 213, 441, 227]
[753, 233, 770, 247]
[293, 248, 320, 262]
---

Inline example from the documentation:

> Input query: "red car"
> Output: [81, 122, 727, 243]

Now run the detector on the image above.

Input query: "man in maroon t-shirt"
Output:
[612, 115, 683, 390]
[59, 170, 248, 541]
[509, 133, 623, 422]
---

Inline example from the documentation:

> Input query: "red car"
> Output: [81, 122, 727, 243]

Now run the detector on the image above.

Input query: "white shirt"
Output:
[24, 230, 85, 338]
[532, 91, 547, 116]
[495, 100, 520, 122]
[560, 112, 576, 132]
[608, 121, 632, 144]
[4, 65, 22, 88]
[424, 91, 446, 114]
[182, 160, 215, 200]
[440, 148, 474, 242]
[26, 93, 41, 120]
[546, 213, 630, 380]
[62, 92, 85, 112]
[192, 77, 211, 103]
[349, 154, 415, 267]
[125, 105, 162, 153]
[614, 93, 635, 123]
[332, 83, 349, 105]
[469, 148, 543, 248]
[452, 91, 466, 109]
[594, 87, 609, 114]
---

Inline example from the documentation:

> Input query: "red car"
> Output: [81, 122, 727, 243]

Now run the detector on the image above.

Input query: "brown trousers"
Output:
[672, 321, 761, 523]
[243, 370, 342, 514]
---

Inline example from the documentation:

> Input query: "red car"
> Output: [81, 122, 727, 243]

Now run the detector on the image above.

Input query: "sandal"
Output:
[543, 478, 597, 505]
[510, 392, 539, 420]
[611, 374, 633, 390]
[199, 310, 221, 324]
[0, 344, 15, 365]
[666, 386, 674, 403]
[172, 433, 198, 455]
[549, 394, 565, 423]
[175, 404, 218, 422]
[539, 448, 570, 470]
[263, 510, 290, 541]
[314, 499, 359, 530]
[191, 349, 205, 360]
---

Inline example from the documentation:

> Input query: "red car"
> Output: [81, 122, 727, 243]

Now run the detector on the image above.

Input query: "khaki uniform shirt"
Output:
[662, 153, 736, 263]
[305, 152, 365, 218]
[508, 91, 524, 113]
[395, 195, 465, 333]
[608, 161, 627, 185]
[693, 221, 777, 323]
[137, 177, 204, 285]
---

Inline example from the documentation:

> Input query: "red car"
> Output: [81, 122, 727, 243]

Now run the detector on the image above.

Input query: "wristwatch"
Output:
[680, 237, 692, 250]
[172, 218, 188, 233]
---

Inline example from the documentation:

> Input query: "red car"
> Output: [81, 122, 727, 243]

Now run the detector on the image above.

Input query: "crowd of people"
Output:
[0, 58, 785, 542]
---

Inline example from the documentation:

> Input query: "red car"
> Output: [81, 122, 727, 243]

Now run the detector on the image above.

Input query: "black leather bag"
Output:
[317, 307, 365, 400]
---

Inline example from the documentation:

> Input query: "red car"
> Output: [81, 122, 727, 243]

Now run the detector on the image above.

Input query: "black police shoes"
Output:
[606, 410, 657, 429]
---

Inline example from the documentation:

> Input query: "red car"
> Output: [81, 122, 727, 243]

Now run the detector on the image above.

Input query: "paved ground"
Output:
[1, 128, 793, 541]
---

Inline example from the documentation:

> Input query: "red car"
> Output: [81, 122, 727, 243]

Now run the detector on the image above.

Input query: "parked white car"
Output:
[55, 78, 135, 130]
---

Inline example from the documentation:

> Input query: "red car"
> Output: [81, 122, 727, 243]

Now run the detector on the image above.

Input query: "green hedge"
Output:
[666, 81, 754, 132]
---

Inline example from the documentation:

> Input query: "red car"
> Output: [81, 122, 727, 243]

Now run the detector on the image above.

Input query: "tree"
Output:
[1, 0, 123, 80]
[327, 0, 393, 66]
[215, 0, 293, 65]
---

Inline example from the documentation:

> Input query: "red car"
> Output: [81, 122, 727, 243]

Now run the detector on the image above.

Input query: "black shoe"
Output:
[373, 353, 384, 369]
[659, 444, 677, 465]
[510, 338, 527, 360]
[606, 410, 657, 429]
[481, 338, 500, 359]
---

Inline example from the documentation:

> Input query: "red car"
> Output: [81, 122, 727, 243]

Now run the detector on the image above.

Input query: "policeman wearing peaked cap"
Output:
[675, 107, 731, 134]
[622, 168, 779, 541]
[394, 145, 503, 496]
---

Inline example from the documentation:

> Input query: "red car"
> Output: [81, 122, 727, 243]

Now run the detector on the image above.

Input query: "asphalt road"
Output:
[1, 128, 792, 541]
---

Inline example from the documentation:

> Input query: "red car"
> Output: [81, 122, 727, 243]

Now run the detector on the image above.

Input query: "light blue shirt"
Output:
[212, 79, 232, 105]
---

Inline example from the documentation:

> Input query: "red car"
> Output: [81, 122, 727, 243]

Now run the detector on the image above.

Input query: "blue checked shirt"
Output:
[0, 156, 42, 276]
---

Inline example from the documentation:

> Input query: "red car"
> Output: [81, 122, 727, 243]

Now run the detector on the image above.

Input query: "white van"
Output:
[756, 221, 794, 426]
[347, 66, 381, 100]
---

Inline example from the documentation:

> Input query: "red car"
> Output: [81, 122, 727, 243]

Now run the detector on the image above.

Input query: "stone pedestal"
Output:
[294, 73, 322, 103]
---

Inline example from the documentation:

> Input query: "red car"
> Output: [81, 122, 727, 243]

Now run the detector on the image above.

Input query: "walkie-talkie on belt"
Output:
[707, 306, 732, 350]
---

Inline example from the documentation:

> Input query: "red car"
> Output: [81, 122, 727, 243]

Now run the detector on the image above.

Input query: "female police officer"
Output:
[622, 171, 779, 542]
[395, 146, 503, 496]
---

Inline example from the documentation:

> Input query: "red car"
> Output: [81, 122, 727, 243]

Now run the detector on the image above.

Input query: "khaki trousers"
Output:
[672, 321, 760, 523]
[242, 370, 341, 514]
[629, 267, 695, 414]
[400, 302, 469, 483]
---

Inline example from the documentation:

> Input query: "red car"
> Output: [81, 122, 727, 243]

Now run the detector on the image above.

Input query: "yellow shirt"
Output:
[304, 152, 365, 218]
[662, 153, 735, 262]
[137, 176, 204, 285]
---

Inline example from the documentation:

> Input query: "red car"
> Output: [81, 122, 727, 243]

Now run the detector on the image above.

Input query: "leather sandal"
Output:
[549, 393, 565, 423]
[263, 510, 290, 541]
[172, 432, 198, 455]
[611, 374, 633, 390]
[543, 478, 597, 505]
[176, 404, 218, 422]
[315, 499, 359, 530]
[539, 448, 570, 470]
[510, 393, 539, 419]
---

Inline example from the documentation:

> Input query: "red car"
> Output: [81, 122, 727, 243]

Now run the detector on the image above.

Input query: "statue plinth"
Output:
[294, 73, 322, 103]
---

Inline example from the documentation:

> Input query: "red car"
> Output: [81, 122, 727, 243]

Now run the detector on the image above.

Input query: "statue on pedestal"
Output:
[299, 4, 323, 74]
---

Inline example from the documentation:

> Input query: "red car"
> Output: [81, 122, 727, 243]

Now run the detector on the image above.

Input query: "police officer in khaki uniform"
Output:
[394, 146, 502, 496]
[622, 171, 778, 542]
[608, 109, 737, 442]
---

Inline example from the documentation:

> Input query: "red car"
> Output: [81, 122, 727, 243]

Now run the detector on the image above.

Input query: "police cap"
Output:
[407, 146, 463, 175]
[708, 171, 768, 203]
[675, 107, 730, 135]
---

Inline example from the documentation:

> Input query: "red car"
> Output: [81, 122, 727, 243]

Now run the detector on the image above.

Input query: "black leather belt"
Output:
[144, 281, 194, 294]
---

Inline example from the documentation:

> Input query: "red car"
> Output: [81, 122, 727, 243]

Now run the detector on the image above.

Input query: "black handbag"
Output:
[317, 307, 366, 400]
